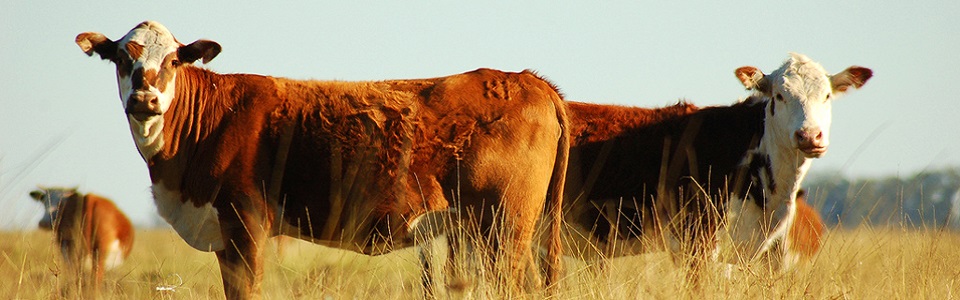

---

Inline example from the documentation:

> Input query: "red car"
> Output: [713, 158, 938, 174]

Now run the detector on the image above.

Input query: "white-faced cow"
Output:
[76, 21, 567, 298]
[562, 53, 868, 273]
[30, 187, 134, 294]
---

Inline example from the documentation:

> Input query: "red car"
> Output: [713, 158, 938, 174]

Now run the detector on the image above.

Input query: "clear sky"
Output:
[2, 1, 958, 229]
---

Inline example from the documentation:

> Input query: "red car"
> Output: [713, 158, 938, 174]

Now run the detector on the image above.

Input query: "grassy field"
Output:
[2, 227, 959, 299]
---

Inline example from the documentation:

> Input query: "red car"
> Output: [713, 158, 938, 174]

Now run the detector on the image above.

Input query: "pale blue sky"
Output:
[2, 1, 958, 229]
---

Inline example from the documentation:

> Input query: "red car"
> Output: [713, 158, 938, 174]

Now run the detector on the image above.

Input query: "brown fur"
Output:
[96, 58, 568, 296]
[30, 188, 134, 294]
[788, 190, 825, 260]
[78, 23, 570, 298]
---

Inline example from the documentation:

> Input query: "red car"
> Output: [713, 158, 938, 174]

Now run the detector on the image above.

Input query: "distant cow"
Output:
[29, 187, 134, 293]
[562, 53, 869, 272]
[76, 21, 567, 298]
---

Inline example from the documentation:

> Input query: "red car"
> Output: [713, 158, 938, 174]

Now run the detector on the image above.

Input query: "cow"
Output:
[783, 189, 826, 268]
[561, 53, 869, 275]
[75, 21, 568, 299]
[29, 187, 135, 294]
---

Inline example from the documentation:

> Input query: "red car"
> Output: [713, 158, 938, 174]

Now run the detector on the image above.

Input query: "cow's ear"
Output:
[178, 40, 221, 64]
[76, 32, 118, 61]
[735, 66, 772, 95]
[831, 66, 872, 94]
[29, 190, 45, 201]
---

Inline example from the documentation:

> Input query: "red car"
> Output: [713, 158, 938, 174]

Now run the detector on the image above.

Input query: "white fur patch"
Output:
[766, 53, 835, 153]
[153, 182, 224, 251]
[117, 22, 180, 161]
[724, 195, 768, 258]
[102, 239, 125, 270]
[128, 117, 165, 160]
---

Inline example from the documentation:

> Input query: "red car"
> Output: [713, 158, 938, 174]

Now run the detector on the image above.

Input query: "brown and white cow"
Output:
[76, 21, 568, 298]
[30, 187, 135, 293]
[562, 53, 868, 272]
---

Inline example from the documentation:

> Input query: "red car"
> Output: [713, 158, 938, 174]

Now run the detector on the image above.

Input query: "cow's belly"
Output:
[152, 182, 225, 251]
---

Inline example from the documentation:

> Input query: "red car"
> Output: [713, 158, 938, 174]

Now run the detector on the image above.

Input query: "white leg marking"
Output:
[102, 240, 125, 270]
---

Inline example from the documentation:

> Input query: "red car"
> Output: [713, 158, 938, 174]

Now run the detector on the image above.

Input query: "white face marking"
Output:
[114, 21, 182, 161]
[152, 182, 224, 251]
[766, 53, 835, 158]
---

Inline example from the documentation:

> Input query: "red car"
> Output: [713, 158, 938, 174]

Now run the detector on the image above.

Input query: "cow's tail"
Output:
[544, 88, 569, 289]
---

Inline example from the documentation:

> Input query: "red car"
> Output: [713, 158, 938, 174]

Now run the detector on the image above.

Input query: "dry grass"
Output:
[2, 227, 959, 299]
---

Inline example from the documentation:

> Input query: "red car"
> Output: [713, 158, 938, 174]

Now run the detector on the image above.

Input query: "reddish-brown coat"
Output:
[160, 67, 568, 297]
[31, 189, 134, 294]
[78, 22, 568, 298]
[789, 190, 825, 259]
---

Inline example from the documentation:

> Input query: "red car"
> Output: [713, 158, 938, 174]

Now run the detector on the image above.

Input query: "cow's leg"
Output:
[215, 201, 269, 300]
[90, 221, 110, 297]
[678, 202, 723, 289]
[463, 152, 556, 293]
[91, 248, 104, 296]
[508, 206, 544, 292]
[405, 176, 451, 298]
[486, 177, 550, 293]
[419, 244, 436, 298]
[444, 223, 475, 293]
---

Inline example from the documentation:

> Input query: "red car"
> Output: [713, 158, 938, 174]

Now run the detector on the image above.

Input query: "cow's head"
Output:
[29, 187, 80, 230]
[76, 21, 221, 159]
[735, 53, 872, 158]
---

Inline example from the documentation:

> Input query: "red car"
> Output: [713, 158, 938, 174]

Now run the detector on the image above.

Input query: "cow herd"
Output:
[30, 20, 870, 298]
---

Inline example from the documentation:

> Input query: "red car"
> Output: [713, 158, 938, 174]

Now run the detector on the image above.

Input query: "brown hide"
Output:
[788, 190, 825, 260]
[565, 100, 765, 250]
[34, 190, 134, 293]
[149, 67, 568, 295]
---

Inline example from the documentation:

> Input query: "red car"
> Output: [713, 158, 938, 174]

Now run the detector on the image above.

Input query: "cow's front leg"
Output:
[215, 202, 269, 300]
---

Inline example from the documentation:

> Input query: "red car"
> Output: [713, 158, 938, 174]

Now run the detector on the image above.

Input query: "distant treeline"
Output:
[804, 167, 960, 229]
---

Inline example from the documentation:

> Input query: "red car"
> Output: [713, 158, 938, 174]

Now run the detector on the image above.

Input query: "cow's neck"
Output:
[737, 98, 811, 230]
[140, 67, 247, 252]
[139, 67, 235, 182]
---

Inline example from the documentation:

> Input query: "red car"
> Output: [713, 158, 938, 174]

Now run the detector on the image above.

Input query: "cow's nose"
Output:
[129, 92, 159, 109]
[795, 127, 828, 157]
[126, 92, 163, 120]
[794, 128, 823, 145]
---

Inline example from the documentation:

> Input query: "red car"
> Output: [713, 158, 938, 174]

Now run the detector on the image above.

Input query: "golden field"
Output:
[1, 227, 959, 299]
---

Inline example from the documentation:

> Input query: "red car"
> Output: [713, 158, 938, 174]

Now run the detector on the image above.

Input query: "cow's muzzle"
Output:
[795, 128, 827, 158]
[126, 92, 162, 121]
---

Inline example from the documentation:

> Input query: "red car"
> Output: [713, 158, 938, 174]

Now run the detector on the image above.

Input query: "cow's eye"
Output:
[775, 94, 784, 101]
[171, 59, 181, 67]
[825, 94, 831, 100]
